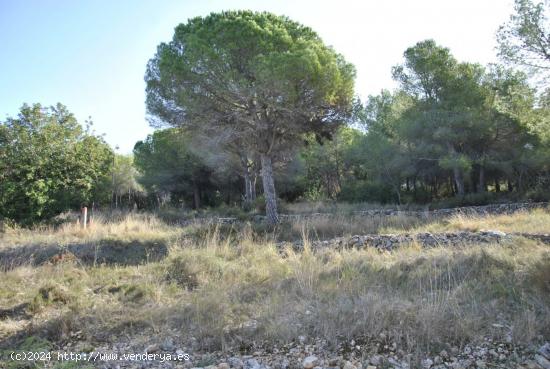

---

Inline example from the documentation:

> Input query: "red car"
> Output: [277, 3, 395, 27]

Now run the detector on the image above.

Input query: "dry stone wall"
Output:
[182, 202, 550, 227]
[281, 231, 550, 252]
[280, 202, 549, 222]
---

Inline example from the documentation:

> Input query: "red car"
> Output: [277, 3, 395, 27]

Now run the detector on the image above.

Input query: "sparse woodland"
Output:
[1, 2, 550, 369]
[1, 7, 550, 226]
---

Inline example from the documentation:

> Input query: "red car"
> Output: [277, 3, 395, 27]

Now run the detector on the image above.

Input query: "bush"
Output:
[30, 283, 73, 312]
[165, 256, 200, 290]
[339, 180, 397, 203]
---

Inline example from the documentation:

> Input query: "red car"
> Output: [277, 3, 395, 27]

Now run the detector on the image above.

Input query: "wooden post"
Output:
[81, 207, 88, 229]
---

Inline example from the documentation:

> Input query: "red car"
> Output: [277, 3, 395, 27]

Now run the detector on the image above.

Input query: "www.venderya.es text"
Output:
[9, 351, 190, 363]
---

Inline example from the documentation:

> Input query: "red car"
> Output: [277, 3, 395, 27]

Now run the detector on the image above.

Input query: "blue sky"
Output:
[0, 0, 514, 153]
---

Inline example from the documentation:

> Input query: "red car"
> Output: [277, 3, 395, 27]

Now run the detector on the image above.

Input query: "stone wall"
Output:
[181, 202, 549, 226]
[281, 231, 550, 252]
[281, 202, 549, 222]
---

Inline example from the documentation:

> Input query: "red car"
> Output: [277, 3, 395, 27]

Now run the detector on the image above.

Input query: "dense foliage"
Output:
[0, 104, 113, 225]
[3, 7, 550, 226]
[145, 10, 356, 223]
[133, 128, 228, 209]
[110, 154, 145, 209]
[134, 40, 550, 209]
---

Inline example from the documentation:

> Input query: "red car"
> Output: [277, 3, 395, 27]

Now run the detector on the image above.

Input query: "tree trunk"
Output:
[449, 176, 455, 195]
[244, 168, 253, 204]
[495, 179, 500, 193]
[193, 183, 200, 209]
[251, 175, 257, 201]
[477, 166, 486, 193]
[260, 153, 279, 225]
[393, 184, 401, 205]
[453, 167, 465, 197]
[518, 170, 524, 193]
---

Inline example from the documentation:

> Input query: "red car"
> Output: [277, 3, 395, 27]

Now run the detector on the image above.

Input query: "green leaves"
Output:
[0, 103, 113, 225]
[133, 128, 213, 208]
[497, 0, 550, 76]
[146, 11, 355, 153]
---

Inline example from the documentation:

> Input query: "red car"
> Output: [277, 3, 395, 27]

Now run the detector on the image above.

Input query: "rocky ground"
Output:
[45, 332, 550, 369]
[2, 204, 549, 369]
[280, 231, 550, 252]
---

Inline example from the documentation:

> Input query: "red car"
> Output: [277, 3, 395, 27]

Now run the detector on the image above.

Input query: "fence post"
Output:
[81, 206, 88, 229]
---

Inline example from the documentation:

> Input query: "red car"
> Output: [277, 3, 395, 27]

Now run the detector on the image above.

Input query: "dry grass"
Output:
[383, 208, 550, 235]
[0, 212, 181, 249]
[1, 214, 549, 356]
[279, 214, 426, 241]
[274, 208, 550, 240]
[284, 201, 422, 215]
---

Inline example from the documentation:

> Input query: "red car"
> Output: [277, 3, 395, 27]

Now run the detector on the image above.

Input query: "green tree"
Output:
[497, 0, 550, 80]
[392, 40, 492, 197]
[133, 128, 214, 209]
[0, 103, 113, 225]
[110, 155, 144, 209]
[301, 126, 363, 200]
[145, 11, 355, 224]
[359, 91, 416, 203]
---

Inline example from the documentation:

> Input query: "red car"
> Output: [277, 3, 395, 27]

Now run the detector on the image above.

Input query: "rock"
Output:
[484, 230, 507, 237]
[244, 358, 262, 369]
[328, 357, 341, 366]
[475, 360, 486, 368]
[228, 357, 244, 369]
[540, 343, 550, 360]
[145, 344, 160, 353]
[369, 355, 382, 366]
[303, 356, 318, 368]
[366, 366, 377, 369]
[343, 361, 357, 369]
[535, 354, 550, 369]
[218, 363, 230, 369]
[525, 360, 543, 369]
[274, 358, 289, 369]
[161, 337, 175, 351]
[421, 358, 433, 368]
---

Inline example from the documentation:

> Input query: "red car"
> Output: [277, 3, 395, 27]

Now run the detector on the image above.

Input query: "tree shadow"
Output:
[0, 239, 169, 271]
[0, 302, 31, 321]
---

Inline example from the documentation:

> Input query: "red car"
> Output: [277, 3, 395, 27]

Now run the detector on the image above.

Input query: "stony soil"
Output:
[37, 331, 550, 369]
[281, 231, 550, 252]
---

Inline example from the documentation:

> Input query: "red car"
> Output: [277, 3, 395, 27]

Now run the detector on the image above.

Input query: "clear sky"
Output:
[0, 0, 514, 153]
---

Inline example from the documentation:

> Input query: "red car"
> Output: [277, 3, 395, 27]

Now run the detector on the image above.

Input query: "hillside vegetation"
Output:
[1, 208, 549, 368]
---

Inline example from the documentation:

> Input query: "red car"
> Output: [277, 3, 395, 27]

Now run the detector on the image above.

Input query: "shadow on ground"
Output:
[0, 240, 169, 270]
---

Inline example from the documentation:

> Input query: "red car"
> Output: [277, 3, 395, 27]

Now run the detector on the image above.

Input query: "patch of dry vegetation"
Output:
[281, 214, 426, 241]
[383, 208, 550, 235]
[284, 201, 429, 215]
[1, 213, 549, 356]
[0, 212, 180, 249]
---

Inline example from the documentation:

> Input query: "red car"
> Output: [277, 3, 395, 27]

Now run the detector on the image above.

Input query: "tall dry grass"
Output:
[283, 214, 425, 241]
[382, 208, 550, 235]
[0, 212, 180, 249]
[1, 216, 548, 356]
[284, 201, 423, 215]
